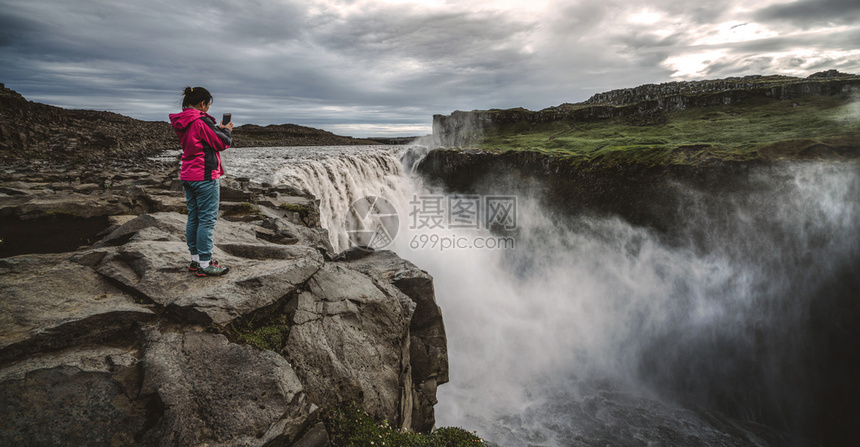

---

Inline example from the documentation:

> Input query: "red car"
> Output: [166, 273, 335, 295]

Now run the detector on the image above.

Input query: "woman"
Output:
[169, 86, 232, 277]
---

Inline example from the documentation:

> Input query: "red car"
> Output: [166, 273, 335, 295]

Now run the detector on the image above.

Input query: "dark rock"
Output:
[432, 73, 860, 147]
[0, 254, 155, 366]
[219, 243, 316, 260]
[0, 150, 451, 444]
[290, 422, 330, 447]
[260, 211, 333, 254]
[231, 123, 380, 148]
[14, 191, 140, 220]
[221, 184, 253, 202]
[344, 250, 448, 432]
[415, 148, 757, 237]
[0, 350, 151, 447]
[143, 192, 186, 213]
[257, 193, 321, 228]
[139, 328, 317, 447]
[0, 215, 113, 257]
[284, 261, 416, 430]
[0, 84, 175, 161]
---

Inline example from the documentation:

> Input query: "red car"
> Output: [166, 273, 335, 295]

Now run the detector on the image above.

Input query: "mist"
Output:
[421, 162, 860, 445]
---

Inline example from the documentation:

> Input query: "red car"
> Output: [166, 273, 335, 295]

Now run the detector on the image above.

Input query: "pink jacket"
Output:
[169, 108, 232, 181]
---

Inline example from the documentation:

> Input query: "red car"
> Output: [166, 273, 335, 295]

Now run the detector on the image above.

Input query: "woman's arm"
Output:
[195, 117, 232, 150]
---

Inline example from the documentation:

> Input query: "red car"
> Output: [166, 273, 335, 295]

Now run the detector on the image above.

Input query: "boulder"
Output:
[220, 184, 253, 202]
[257, 193, 321, 228]
[284, 261, 416, 430]
[142, 192, 187, 213]
[343, 250, 448, 432]
[139, 329, 319, 447]
[259, 208, 333, 254]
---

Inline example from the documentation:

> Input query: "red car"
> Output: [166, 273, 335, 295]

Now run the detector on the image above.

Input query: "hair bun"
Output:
[180, 86, 212, 108]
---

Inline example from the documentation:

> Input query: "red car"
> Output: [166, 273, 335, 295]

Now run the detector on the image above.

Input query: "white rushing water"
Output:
[222, 146, 860, 446]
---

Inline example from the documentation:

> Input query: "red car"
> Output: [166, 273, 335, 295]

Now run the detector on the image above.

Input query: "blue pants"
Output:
[182, 179, 220, 262]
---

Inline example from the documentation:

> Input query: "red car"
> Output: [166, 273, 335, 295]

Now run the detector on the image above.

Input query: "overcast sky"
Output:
[2, 0, 859, 137]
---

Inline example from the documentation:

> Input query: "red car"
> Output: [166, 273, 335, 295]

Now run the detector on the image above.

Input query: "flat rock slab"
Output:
[14, 192, 135, 219]
[0, 254, 156, 365]
[87, 213, 324, 326]
[139, 329, 317, 447]
[94, 212, 259, 248]
[96, 240, 323, 325]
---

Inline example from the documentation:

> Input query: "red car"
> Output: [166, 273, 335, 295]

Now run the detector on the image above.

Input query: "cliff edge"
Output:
[0, 160, 449, 446]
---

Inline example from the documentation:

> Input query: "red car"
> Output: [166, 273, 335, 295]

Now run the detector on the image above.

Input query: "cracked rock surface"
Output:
[0, 164, 448, 446]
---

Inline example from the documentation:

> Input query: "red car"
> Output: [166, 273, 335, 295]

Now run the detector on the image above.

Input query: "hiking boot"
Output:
[196, 263, 229, 277]
[189, 259, 222, 272]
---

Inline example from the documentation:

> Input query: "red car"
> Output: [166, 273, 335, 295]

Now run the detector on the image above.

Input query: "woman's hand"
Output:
[218, 122, 234, 131]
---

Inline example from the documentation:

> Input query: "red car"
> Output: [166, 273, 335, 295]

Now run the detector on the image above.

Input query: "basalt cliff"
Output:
[0, 87, 449, 446]
[432, 70, 860, 147]
[0, 160, 448, 446]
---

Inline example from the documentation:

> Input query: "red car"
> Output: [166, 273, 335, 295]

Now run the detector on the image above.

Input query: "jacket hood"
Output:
[170, 108, 211, 131]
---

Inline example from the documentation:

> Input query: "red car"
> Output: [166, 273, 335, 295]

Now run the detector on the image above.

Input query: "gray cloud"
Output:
[755, 0, 860, 28]
[1, 0, 859, 137]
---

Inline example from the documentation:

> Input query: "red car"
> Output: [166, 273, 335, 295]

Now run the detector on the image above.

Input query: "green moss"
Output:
[278, 202, 311, 220]
[476, 95, 860, 167]
[278, 202, 310, 213]
[233, 315, 291, 352]
[223, 201, 263, 218]
[325, 402, 486, 447]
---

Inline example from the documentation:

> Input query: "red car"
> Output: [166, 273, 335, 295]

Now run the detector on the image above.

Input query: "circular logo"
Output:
[345, 196, 400, 250]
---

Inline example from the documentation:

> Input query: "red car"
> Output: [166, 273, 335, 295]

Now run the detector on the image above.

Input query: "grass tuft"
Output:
[224, 314, 291, 352]
[325, 402, 486, 447]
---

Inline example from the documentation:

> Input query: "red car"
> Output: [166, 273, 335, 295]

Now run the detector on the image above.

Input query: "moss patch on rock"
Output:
[278, 202, 311, 217]
[222, 201, 264, 219]
[227, 314, 291, 352]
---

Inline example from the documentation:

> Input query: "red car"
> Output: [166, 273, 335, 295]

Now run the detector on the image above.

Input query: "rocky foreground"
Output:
[0, 158, 448, 446]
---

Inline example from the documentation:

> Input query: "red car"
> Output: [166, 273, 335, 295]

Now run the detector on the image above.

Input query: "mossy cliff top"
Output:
[432, 71, 860, 167]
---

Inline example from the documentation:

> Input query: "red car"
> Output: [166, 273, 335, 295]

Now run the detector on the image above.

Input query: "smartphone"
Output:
[221, 113, 232, 125]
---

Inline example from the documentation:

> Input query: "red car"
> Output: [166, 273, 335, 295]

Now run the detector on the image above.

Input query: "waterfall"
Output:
[224, 146, 418, 252]
[274, 151, 418, 252]
[223, 147, 860, 445]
